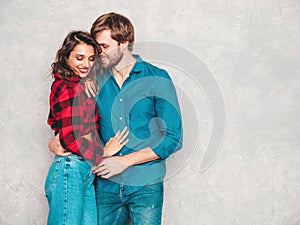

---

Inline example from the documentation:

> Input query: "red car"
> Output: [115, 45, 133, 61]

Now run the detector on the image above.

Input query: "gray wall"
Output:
[1, 0, 300, 224]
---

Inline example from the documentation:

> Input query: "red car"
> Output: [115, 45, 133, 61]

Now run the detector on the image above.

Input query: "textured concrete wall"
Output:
[1, 0, 300, 224]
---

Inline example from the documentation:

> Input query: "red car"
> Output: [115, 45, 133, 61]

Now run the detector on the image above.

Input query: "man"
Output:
[49, 12, 182, 225]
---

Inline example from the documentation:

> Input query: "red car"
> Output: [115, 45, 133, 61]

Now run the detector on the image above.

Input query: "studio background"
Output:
[1, 0, 300, 224]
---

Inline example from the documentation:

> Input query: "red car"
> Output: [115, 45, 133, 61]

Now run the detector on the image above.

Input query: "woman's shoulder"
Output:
[50, 79, 81, 101]
[52, 78, 80, 90]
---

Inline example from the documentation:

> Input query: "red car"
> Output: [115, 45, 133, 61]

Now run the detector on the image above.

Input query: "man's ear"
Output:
[119, 40, 129, 50]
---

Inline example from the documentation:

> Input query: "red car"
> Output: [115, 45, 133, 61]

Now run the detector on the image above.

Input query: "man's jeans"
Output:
[45, 154, 97, 225]
[95, 182, 164, 225]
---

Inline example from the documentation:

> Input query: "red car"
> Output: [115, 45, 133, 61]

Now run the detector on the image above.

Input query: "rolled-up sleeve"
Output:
[150, 71, 183, 159]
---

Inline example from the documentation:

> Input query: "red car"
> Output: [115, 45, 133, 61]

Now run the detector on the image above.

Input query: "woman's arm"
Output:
[54, 86, 103, 163]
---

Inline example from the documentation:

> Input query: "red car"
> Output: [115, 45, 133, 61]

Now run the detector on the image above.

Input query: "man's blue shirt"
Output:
[95, 55, 183, 194]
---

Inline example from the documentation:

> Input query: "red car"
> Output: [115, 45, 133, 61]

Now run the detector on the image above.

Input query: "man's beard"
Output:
[101, 48, 123, 69]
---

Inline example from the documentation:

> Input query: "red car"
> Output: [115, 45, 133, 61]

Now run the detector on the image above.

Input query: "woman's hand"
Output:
[85, 78, 98, 98]
[103, 126, 129, 157]
[82, 132, 92, 142]
[48, 134, 71, 156]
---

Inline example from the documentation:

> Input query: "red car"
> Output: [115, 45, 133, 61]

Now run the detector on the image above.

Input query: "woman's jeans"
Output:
[96, 182, 164, 225]
[45, 154, 97, 225]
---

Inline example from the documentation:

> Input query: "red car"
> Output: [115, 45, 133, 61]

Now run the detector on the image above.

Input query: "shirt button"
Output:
[119, 98, 123, 102]
[119, 117, 123, 120]
[120, 153, 123, 156]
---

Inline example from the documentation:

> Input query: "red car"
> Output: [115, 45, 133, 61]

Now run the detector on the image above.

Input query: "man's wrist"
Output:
[115, 155, 133, 167]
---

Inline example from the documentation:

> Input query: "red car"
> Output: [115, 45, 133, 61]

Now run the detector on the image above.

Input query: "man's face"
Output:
[95, 29, 123, 69]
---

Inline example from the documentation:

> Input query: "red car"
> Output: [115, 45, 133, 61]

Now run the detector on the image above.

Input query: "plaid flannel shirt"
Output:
[47, 73, 103, 164]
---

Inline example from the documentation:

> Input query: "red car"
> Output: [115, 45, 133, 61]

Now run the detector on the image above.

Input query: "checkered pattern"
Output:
[47, 73, 103, 164]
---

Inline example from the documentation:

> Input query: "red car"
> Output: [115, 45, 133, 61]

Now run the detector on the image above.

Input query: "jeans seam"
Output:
[113, 207, 123, 225]
[63, 161, 68, 225]
[83, 163, 93, 188]
[45, 159, 61, 193]
[130, 206, 136, 225]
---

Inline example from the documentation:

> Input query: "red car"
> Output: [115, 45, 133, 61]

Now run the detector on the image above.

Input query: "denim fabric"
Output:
[45, 154, 97, 225]
[95, 182, 164, 225]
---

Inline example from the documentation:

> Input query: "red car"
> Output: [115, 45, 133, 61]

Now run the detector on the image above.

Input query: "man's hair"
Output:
[90, 12, 135, 51]
[51, 30, 100, 80]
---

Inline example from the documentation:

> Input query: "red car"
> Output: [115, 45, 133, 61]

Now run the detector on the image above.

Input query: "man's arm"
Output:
[147, 71, 183, 160]
[92, 146, 159, 179]
[119, 146, 159, 165]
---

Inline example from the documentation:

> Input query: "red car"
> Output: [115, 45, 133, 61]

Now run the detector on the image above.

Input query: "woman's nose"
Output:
[83, 59, 91, 67]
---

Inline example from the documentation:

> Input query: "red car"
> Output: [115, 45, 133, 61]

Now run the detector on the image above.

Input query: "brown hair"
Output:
[90, 12, 135, 51]
[51, 30, 100, 80]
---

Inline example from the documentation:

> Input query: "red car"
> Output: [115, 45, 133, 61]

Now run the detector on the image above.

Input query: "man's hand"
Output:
[48, 134, 71, 156]
[85, 78, 98, 98]
[92, 156, 129, 179]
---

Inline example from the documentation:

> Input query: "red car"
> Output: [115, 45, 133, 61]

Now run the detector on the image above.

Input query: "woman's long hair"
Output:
[51, 30, 100, 80]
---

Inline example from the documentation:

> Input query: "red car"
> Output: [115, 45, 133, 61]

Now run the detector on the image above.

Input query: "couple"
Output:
[45, 12, 183, 225]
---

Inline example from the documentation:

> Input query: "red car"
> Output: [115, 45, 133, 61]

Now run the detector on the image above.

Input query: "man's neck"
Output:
[112, 52, 136, 88]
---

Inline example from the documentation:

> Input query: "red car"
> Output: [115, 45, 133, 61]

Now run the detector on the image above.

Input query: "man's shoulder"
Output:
[140, 60, 171, 80]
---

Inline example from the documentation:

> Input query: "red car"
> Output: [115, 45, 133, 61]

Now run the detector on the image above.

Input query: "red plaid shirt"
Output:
[47, 73, 103, 164]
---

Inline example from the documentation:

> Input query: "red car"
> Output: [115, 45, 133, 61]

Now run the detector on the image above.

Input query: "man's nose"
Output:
[99, 47, 106, 56]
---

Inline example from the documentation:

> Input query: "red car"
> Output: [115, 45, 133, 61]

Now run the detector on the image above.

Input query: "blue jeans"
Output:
[95, 182, 164, 225]
[45, 154, 97, 225]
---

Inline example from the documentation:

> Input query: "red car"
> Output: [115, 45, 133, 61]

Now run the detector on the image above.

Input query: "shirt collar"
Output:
[106, 54, 143, 77]
[54, 72, 81, 82]
[130, 54, 143, 74]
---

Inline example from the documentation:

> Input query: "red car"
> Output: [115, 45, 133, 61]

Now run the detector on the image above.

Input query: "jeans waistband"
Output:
[54, 154, 93, 167]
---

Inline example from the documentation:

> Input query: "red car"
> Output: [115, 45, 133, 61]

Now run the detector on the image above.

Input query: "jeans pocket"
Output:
[45, 157, 61, 194]
[138, 182, 164, 203]
[67, 154, 94, 186]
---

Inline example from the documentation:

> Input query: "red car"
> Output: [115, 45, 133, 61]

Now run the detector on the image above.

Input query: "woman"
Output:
[45, 30, 128, 225]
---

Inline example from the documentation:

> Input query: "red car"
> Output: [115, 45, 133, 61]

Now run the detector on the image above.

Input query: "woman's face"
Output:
[67, 43, 95, 78]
